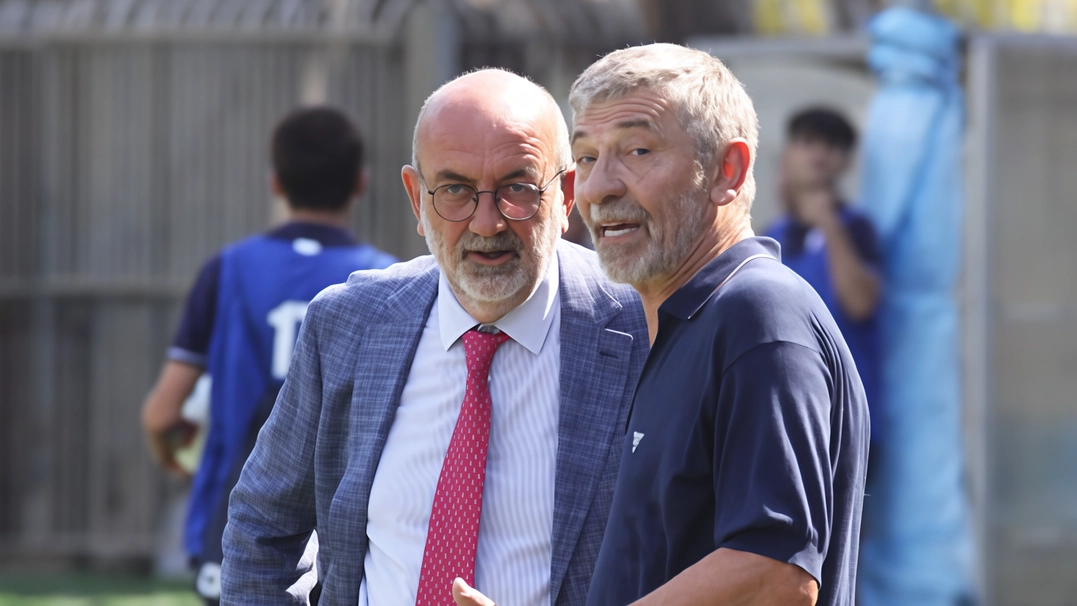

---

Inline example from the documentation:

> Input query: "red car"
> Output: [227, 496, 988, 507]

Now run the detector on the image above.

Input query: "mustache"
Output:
[457, 230, 523, 255]
[587, 198, 651, 227]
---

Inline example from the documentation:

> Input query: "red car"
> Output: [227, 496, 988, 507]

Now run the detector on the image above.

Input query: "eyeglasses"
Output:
[424, 169, 566, 222]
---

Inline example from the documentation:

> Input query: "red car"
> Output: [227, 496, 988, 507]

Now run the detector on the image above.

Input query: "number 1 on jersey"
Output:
[267, 300, 309, 380]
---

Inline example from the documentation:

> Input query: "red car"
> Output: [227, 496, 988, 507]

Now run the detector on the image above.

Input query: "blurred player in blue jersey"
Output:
[141, 105, 396, 605]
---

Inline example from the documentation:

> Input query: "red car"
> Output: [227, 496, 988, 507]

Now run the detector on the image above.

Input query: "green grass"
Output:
[0, 575, 199, 606]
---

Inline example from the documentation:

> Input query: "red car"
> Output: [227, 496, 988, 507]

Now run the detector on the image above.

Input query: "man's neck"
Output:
[285, 207, 352, 229]
[635, 222, 755, 345]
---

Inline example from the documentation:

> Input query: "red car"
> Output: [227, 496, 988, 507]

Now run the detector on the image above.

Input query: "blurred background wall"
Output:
[1, 1, 1076, 604]
[963, 34, 1077, 605]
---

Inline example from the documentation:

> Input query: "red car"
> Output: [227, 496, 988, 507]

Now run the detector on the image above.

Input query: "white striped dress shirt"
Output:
[358, 257, 561, 606]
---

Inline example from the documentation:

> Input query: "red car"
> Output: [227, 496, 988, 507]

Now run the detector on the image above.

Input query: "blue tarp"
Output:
[856, 7, 976, 605]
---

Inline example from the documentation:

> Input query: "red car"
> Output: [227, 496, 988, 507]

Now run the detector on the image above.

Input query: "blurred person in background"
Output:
[764, 107, 884, 468]
[221, 69, 647, 606]
[140, 105, 396, 606]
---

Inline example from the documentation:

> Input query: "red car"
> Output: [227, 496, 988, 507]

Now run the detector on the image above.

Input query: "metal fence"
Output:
[0, 31, 412, 564]
[0, 0, 643, 560]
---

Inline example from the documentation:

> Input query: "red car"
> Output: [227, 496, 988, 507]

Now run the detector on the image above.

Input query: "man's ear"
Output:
[402, 165, 425, 237]
[559, 167, 576, 233]
[354, 169, 369, 199]
[270, 172, 285, 199]
[710, 139, 751, 207]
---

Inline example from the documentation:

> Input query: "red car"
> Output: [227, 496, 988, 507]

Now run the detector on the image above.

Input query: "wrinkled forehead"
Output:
[572, 87, 683, 139]
[574, 82, 681, 120]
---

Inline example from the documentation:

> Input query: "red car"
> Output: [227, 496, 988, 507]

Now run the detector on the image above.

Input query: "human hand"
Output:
[143, 408, 197, 478]
[141, 361, 204, 478]
[791, 186, 837, 229]
[452, 578, 496, 606]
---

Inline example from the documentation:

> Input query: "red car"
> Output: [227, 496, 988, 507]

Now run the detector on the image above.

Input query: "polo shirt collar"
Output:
[438, 255, 560, 355]
[660, 237, 781, 321]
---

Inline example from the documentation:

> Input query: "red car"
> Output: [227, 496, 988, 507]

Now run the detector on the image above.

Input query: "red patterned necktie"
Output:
[415, 328, 511, 606]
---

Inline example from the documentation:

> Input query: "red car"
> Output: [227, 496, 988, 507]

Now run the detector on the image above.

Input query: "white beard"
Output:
[421, 204, 561, 305]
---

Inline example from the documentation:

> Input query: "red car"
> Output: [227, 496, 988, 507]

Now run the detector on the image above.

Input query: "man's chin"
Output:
[456, 270, 531, 304]
[596, 254, 652, 286]
[460, 257, 524, 280]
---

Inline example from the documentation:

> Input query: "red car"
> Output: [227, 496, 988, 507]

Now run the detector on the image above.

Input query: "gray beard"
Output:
[421, 206, 560, 305]
[588, 186, 710, 285]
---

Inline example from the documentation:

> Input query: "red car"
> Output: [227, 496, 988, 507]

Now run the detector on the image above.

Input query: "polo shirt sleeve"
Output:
[167, 253, 222, 368]
[712, 340, 833, 586]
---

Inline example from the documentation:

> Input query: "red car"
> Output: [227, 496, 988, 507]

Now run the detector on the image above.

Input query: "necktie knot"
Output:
[462, 329, 510, 375]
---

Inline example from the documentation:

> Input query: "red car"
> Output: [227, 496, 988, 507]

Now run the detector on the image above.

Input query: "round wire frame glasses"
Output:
[424, 168, 567, 222]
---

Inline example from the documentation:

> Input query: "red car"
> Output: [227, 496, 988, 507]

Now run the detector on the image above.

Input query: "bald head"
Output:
[401, 68, 575, 325]
[412, 69, 571, 173]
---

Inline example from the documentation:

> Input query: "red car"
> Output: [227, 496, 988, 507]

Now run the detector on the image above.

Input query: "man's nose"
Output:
[468, 192, 507, 237]
[580, 157, 626, 206]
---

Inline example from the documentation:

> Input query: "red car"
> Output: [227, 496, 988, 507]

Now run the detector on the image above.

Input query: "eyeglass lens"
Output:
[434, 183, 540, 221]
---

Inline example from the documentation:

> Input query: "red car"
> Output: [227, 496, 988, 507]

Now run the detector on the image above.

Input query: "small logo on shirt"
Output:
[292, 237, 323, 256]
[631, 432, 645, 453]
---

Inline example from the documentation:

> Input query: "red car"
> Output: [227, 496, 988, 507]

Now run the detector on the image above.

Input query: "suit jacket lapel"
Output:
[549, 248, 636, 604]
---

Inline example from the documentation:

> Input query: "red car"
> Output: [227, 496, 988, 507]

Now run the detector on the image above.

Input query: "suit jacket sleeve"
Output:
[220, 295, 327, 604]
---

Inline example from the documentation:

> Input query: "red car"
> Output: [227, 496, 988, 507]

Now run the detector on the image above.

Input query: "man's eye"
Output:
[444, 184, 469, 195]
[630, 148, 650, 156]
[575, 155, 596, 165]
[504, 183, 530, 193]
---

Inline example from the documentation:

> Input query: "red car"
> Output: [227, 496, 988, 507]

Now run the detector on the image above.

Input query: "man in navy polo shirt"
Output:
[570, 44, 869, 606]
[141, 106, 395, 605]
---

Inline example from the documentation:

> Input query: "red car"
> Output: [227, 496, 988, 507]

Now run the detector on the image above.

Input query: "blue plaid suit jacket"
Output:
[221, 240, 648, 605]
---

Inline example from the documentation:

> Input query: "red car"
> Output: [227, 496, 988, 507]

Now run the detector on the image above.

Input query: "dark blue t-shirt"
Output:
[765, 206, 883, 444]
[587, 237, 869, 606]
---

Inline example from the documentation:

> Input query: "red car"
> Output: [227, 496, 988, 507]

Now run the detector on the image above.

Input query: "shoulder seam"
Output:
[720, 339, 824, 378]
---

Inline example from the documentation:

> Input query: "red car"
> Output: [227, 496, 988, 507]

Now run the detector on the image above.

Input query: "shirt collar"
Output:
[659, 236, 782, 321]
[438, 254, 560, 355]
[266, 221, 358, 247]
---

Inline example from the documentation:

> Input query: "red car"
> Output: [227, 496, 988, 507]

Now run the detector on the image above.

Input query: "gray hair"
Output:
[569, 44, 760, 215]
[411, 67, 572, 177]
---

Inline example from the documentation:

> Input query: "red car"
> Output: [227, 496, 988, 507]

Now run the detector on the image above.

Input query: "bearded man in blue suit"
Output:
[220, 68, 648, 606]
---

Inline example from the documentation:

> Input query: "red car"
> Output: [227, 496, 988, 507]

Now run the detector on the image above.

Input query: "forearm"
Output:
[142, 360, 203, 474]
[628, 551, 814, 606]
[142, 361, 202, 426]
[631, 548, 817, 606]
[819, 216, 880, 320]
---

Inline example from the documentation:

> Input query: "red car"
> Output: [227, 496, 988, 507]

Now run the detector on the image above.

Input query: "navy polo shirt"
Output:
[587, 237, 869, 606]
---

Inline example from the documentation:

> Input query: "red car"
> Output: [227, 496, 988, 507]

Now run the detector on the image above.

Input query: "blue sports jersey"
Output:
[184, 230, 395, 559]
